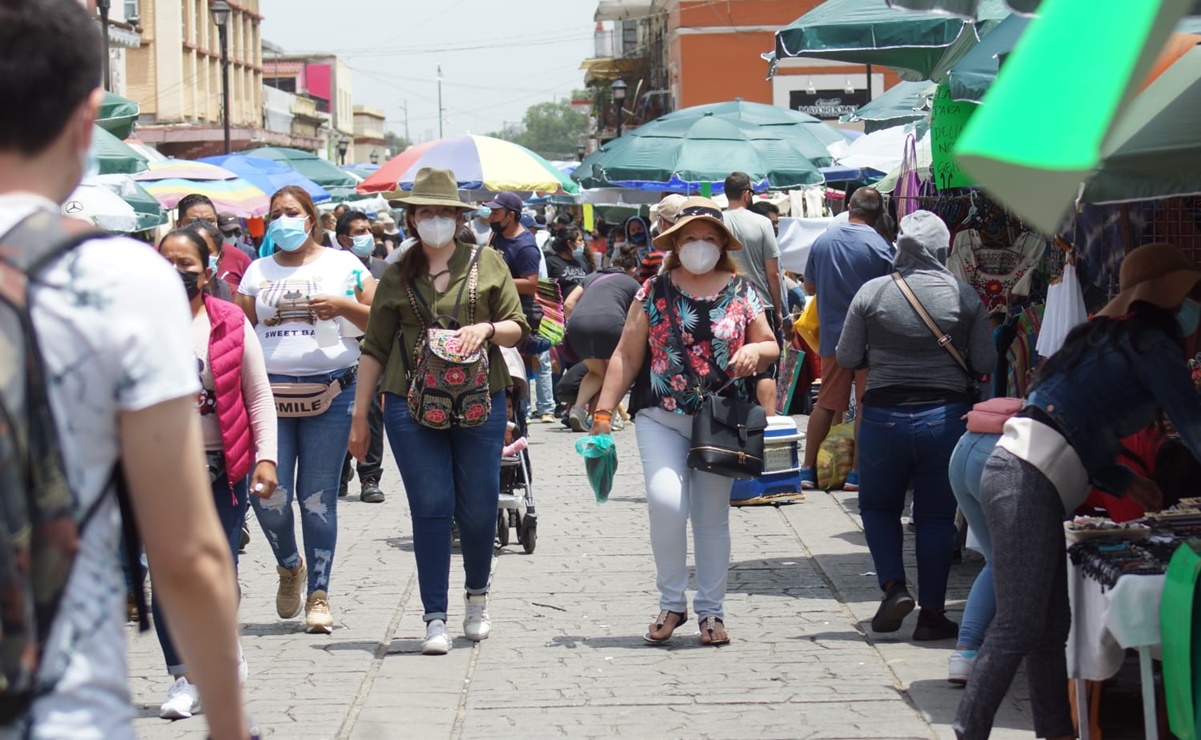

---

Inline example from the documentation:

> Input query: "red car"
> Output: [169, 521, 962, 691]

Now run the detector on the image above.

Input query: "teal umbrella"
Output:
[91, 125, 148, 176]
[655, 100, 848, 165]
[576, 112, 825, 192]
[842, 80, 936, 130]
[885, 0, 1038, 16]
[946, 14, 1029, 102]
[240, 147, 359, 193]
[1085, 46, 1201, 205]
[97, 92, 140, 140]
[773, 0, 1010, 81]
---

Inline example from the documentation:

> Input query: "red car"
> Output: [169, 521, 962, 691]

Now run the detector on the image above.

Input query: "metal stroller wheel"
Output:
[519, 514, 537, 554]
[496, 511, 510, 547]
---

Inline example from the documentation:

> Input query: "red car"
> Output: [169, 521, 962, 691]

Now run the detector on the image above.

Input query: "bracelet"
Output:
[592, 409, 613, 424]
[486, 321, 496, 339]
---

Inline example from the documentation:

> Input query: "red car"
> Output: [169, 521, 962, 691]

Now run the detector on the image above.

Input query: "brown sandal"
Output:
[699, 616, 730, 646]
[643, 609, 688, 644]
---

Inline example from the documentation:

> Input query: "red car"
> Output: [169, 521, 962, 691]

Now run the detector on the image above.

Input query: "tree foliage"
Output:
[384, 131, 411, 154]
[489, 92, 590, 160]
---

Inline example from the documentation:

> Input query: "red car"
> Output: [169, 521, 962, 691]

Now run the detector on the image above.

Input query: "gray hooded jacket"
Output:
[835, 210, 997, 400]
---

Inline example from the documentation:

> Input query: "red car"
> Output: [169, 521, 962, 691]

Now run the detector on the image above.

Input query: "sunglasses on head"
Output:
[680, 205, 723, 220]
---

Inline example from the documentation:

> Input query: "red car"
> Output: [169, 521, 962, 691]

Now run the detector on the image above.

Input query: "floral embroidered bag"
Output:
[401, 247, 491, 430]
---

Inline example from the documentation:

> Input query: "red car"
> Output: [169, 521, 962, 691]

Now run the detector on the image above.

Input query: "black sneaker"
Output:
[360, 478, 385, 504]
[871, 582, 915, 633]
[338, 483, 349, 498]
[913, 609, 959, 642]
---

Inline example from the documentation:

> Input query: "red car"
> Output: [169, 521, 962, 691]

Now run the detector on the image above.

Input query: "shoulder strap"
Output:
[0, 211, 105, 275]
[408, 246, 485, 328]
[891, 272, 972, 377]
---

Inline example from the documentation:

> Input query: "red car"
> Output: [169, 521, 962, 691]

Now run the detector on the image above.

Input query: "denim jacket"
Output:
[1027, 327, 1201, 495]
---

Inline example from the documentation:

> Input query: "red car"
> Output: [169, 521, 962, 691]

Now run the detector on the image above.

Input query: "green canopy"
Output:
[1085, 46, 1201, 204]
[97, 92, 140, 140]
[773, 0, 1010, 81]
[955, 0, 1194, 233]
[577, 112, 825, 191]
[842, 80, 936, 130]
[91, 125, 148, 176]
[657, 100, 848, 165]
[241, 147, 359, 192]
[885, 0, 1038, 17]
[946, 14, 1029, 102]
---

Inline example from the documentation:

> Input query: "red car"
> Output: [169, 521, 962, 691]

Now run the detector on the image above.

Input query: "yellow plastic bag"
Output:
[794, 295, 820, 354]
[816, 423, 855, 491]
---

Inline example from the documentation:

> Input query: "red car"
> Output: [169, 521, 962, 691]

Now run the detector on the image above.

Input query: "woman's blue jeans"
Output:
[250, 369, 355, 596]
[857, 402, 969, 610]
[948, 431, 1001, 650]
[384, 390, 507, 622]
[154, 472, 248, 675]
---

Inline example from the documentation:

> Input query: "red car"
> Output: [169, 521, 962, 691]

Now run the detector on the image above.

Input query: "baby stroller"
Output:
[498, 346, 537, 553]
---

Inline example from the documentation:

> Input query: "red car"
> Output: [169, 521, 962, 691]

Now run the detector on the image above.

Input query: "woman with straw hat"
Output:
[955, 243, 1201, 739]
[351, 168, 528, 656]
[590, 197, 779, 647]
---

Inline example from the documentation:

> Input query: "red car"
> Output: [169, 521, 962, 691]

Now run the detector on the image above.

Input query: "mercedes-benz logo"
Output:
[64, 201, 84, 214]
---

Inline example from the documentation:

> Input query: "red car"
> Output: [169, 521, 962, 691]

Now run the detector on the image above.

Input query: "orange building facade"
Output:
[584, 0, 902, 150]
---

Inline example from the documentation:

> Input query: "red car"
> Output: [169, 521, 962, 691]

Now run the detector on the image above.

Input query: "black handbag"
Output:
[661, 277, 767, 480]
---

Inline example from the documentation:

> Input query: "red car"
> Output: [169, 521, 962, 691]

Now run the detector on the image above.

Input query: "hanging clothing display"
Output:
[948, 229, 1047, 313]
[1035, 246, 1088, 360]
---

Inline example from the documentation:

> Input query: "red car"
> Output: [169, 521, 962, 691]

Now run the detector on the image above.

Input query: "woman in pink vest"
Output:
[154, 229, 278, 721]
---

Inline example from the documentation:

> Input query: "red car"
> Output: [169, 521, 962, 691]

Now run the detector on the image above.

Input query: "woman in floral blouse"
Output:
[591, 197, 779, 646]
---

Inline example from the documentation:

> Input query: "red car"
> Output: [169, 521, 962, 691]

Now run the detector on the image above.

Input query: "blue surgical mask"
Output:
[1178, 298, 1201, 336]
[208, 254, 219, 272]
[267, 215, 310, 253]
[350, 233, 375, 258]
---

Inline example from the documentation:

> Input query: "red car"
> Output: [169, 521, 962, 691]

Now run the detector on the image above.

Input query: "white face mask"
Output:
[678, 239, 721, 275]
[417, 215, 457, 249]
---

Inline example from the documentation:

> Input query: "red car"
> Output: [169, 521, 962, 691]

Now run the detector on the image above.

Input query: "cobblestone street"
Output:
[128, 415, 1037, 739]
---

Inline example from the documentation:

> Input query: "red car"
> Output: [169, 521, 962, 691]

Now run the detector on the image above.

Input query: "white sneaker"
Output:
[422, 619, 450, 655]
[159, 676, 201, 719]
[463, 592, 491, 641]
[948, 649, 977, 685]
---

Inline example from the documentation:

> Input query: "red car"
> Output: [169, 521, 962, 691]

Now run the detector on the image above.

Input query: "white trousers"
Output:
[635, 407, 733, 619]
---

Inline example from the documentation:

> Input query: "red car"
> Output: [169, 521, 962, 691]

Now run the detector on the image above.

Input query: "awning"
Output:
[579, 57, 641, 87]
[595, 0, 654, 22]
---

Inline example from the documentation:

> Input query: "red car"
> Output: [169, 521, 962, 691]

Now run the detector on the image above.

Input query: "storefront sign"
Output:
[789, 89, 870, 121]
[931, 84, 977, 190]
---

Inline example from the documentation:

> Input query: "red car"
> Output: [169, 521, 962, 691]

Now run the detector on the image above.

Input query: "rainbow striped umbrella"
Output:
[390, 135, 578, 195]
[132, 159, 270, 217]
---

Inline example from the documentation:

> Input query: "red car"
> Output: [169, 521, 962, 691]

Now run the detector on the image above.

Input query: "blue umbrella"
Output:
[198, 154, 331, 203]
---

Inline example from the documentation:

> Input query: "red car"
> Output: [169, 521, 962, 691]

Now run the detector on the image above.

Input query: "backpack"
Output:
[0, 211, 147, 723]
[400, 246, 493, 429]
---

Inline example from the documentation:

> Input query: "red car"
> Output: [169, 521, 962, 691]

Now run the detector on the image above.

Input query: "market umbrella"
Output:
[62, 183, 140, 233]
[90, 125, 148, 176]
[885, 0, 1038, 16]
[97, 92, 140, 140]
[772, 0, 1010, 81]
[132, 159, 270, 218]
[656, 100, 849, 166]
[1085, 46, 1201, 205]
[946, 14, 1030, 102]
[841, 80, 937, 129]
[84, 173, 168, 232]
[390, 135, 579, 195]
[954, 0, 1196, 233]
[356, 139, 439, 194]
[240, 147, 361, 195]
[198, 154, 331, 202]
[833, 123, 923, 173]
[575, 112, 825, 192]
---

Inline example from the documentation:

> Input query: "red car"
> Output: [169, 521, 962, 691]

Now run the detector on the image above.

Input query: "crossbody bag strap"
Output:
[399, 282, 428, 382]
[891, 272, 972, 377]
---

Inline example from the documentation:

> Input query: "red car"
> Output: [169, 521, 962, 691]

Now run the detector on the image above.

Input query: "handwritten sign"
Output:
[583, 203, 595, 232]
[931, 84, 976, 190]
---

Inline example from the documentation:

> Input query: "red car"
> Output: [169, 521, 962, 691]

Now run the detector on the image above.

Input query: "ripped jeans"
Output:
[250, 369, 355, 596]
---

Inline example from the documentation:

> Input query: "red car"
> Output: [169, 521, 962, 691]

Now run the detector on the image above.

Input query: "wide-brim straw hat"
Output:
[652, 196, 743, 252]
[388, 167, 473, 210]
[1096, 242, 1201, 317]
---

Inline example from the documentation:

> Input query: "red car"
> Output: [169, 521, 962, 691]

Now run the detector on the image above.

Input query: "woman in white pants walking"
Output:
[590, 197, 778, 646]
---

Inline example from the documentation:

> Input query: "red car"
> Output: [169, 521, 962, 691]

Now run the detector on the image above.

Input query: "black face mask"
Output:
[178, 268, 202, 300]
[490, 214, 509, 235]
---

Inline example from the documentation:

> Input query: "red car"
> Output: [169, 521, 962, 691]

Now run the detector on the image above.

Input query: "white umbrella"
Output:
[835, 125, 924, 174]
[62, 183, 139, 232]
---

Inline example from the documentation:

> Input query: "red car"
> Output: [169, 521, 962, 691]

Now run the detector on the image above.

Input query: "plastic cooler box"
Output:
[730, 415, 803, 501]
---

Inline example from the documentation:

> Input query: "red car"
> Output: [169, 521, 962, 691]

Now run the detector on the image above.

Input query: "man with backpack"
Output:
[0, 2, 252, 738]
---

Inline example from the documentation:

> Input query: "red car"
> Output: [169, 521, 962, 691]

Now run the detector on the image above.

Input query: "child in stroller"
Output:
[497, 346, 537, 553]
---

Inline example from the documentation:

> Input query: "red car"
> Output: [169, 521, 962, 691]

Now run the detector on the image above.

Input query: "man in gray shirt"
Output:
[723, 172, 790, 411]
